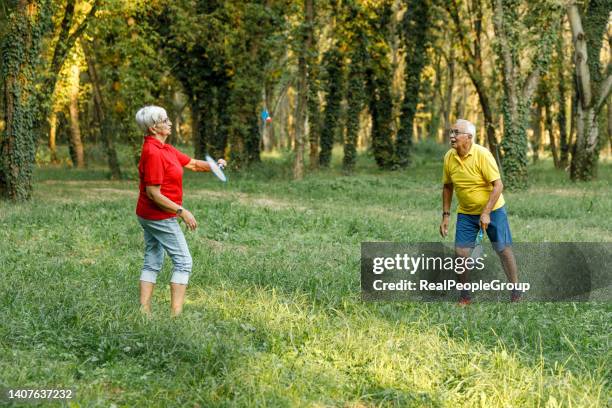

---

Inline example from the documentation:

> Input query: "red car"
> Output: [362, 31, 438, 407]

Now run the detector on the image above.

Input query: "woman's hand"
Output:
[180, 209, 197, 231]
[217, 158, 227, 169]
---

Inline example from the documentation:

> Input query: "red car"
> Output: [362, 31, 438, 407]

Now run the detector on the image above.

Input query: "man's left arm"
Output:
[480, 179, 503, 230]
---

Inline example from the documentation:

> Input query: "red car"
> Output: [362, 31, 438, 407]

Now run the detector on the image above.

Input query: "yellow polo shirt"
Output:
[442, 143, 504, 215]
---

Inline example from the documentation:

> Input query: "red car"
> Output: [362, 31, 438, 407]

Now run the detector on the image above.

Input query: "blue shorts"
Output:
[455, 206, 512, 252]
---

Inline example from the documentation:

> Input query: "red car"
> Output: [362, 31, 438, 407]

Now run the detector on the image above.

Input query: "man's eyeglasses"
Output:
[448, 129, 469, 138]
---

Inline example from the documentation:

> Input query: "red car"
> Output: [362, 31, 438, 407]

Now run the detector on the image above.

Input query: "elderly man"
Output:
[439, 119, 520, 304]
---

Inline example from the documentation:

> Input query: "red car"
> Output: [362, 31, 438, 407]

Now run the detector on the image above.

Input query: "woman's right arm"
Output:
[145, 185, 197, 230]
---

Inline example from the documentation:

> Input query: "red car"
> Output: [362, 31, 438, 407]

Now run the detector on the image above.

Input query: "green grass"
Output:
[1, 144, 611, 407]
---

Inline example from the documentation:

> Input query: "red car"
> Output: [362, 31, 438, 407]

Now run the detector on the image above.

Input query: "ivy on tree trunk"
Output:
[0, 1, 52, 201]
[319, 46, 344, 168]
[396, 0, 430, 169]
[567, 0, 611, 181]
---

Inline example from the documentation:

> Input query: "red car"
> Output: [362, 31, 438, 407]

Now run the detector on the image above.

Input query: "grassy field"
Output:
[1, 144, 610, 407]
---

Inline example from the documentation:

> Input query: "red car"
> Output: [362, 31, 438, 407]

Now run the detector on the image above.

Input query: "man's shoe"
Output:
[510, 290, 522, 303]
[458, 297, 472, 306]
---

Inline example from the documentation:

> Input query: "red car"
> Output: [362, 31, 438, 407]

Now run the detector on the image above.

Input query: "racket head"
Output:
[469, 244, 483, 260]
[469, 229, 485, 260]
[205, 154, 227, 182]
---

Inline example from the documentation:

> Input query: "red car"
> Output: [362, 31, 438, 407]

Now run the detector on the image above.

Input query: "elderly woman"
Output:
[135, 105, 226, 316]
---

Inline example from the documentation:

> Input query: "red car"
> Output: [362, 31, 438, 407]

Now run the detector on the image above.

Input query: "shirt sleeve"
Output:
[172, 146, 192, 166]
[143, 149, 164, 185]
[442, 152, 452, 184]
[480, 150, 501, 182]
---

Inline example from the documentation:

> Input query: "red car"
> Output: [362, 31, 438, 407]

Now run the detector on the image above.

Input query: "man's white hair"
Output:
[135, 106, 168, 132]
[455, 119, 476, 138]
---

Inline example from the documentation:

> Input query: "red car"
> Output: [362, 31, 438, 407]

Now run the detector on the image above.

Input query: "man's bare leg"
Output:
[497, 246, 518, 283]
[140, 281, 155, 315]
[497, 246, 521, 301]
[170, 283, 187, 316]
[455, 247, 472, 303]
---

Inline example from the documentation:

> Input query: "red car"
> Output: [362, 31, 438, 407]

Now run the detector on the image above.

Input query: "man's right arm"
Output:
[440, 183, 453, 237]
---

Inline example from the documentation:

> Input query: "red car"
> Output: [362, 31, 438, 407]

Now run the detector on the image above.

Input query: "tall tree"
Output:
[567, 0, 611, 181]
[293, 0, 314, 180]
[555, 19, 570, 168]
[68, 59, 85, 168]
[365, 2, 396, 169]
[0, 1, 53, 200]
[491, 0, 559, 188]
[319, 45, 344, 168]
[544, 89, 560, 168]
[531, 101, 543, 163]
[81, 39, 122, 179]
[365, 42, 395, 169]
[396, 0, 430, 168]
[442, 48, 456, 135]
[343, 36, 368, 172]
[445, 0, 502, 169]
[306, 1, 320, 170]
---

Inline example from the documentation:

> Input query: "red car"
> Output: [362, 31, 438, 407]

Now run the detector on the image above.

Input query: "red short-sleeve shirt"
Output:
[136, 136, 191, 220]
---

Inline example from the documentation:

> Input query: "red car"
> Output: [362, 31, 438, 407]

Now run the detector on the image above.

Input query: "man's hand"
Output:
[179, 209, 197, 231]
[439, 216, 449, 237]
[480, 211, 490, 230]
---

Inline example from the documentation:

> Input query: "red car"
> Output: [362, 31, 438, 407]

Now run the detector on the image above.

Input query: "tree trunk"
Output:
[567, 2, 612, 181]
[367, 60, 395, 169]
[293, 53, 307, 179]
[0, 1, 51, 201]
[293, 0, 312, 180]
[396, 0, 429, 168]
[442, 49, 455, 139]
[472, 84, 501, 170]
[608, 99, 612, 155]
[570, 105, 599, 180]
[556, 21, 569, 168]
[49, 111, 58, 163]
[82, 40, 122, 179]
[262, 87, 271, 152]
[545, 103, 559, 168]
[192, 91, 216, 159]
[68, 62, 85, 168]
[306, 0, 319, 170]
[319, 47, 343, 167]
[492, 0, 544, 188]
[532, 105, 542, 163]
[428, 56, 442, 140]
[191, 98, 201, 158]
[343, 42, 367, 173]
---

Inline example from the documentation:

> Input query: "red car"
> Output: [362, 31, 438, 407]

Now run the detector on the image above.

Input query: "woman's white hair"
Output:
[135, 106, 168, 133]
[456, 119, 476, 138]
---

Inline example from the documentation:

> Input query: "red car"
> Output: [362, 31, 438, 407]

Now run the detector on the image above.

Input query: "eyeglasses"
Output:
[448, 129, 469, 138]
[156, 118, 172, 126]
